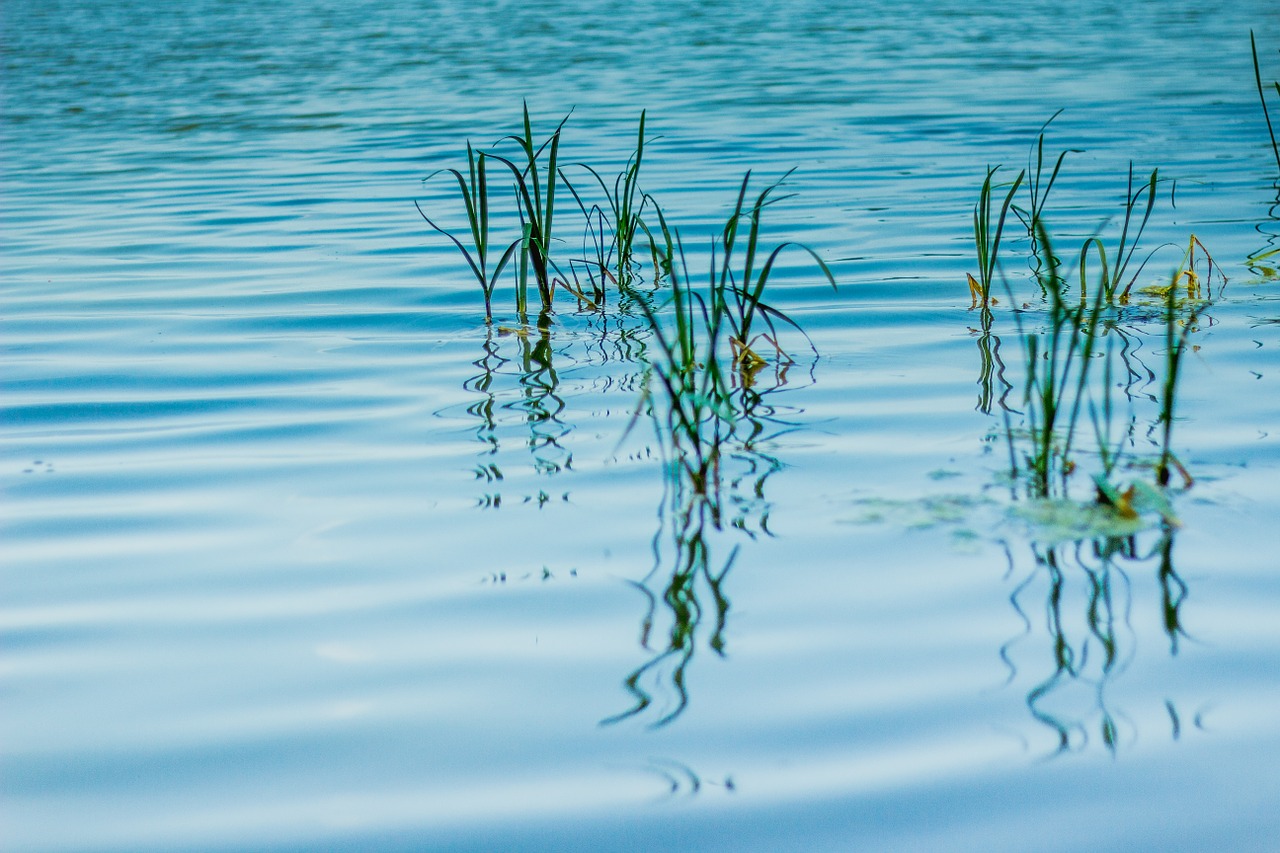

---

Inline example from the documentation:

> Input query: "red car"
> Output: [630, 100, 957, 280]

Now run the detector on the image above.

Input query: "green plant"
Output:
[713, 170, 836, 370]
[971, 165, 1025, 307]
[1251, 30, 1280, 175]
[1103, 164, 1160, 301]
[1014, 110, 1076, 268]
[1013, 222, 1109, 498]
[564, 111, 656, 300]
[417, 143, 520, 323]
[486, 103, 571, 317]
[633, 228, 735, 500]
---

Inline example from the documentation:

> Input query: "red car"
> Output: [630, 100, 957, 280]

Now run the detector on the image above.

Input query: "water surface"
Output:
[3, 1, 1280, 850]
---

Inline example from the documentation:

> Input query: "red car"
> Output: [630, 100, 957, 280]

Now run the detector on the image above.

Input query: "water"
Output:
[3, 1, 1280, 850]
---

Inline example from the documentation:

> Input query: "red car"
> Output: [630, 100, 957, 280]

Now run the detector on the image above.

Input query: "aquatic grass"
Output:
[627, 170, 832, 492]
[1032, 164, 1160, 304]
[486, 103, 572, 317]
[1001, 220, 1205, 504]
[1014, 110, 1077, 269]
[968, 127, 1216, 509]
[1252, 30, 1280, 176]
[971, 165, 1025, 308]
[417, 143, 521, 323]
[564, 110, 656, 298]
[1105, 164, 1160, 301]
[713, 170, 836, 371]
[632, 230, 735, 501]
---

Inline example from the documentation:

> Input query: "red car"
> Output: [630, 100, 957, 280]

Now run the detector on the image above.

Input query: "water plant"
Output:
[997, 219, 1209, 507]
[488, 103, 571, 317]
[1095, 164, 1160, 302]
[970, 165, 1024, 308]
[564, 110, 656, 300]
[604, 173, 830, 727]
[417, 143, 521, 323]
[629, 171, 832, 494]
[1012, 223, 1109, 498]
[1252, 30, 1280, 176]
[1013, 110, 1076, 269]
[968, 120, 1215, 510]
[713, 170, 836, 370]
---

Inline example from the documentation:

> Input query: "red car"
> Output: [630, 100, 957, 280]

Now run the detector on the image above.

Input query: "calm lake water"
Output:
[4, 1, 1280, 850]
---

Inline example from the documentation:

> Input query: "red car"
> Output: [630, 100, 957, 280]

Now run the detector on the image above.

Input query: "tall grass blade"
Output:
[1251, 30, 1280, 175]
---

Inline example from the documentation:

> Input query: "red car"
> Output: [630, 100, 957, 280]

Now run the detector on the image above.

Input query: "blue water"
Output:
[4, 1, 1280, 850]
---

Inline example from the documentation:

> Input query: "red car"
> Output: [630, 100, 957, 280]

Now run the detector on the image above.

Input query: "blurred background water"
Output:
[3, 1, 1279, 850]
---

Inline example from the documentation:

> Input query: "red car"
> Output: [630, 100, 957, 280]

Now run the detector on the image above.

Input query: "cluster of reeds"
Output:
[420, 103, 663, 323]
[423, 106, 837, 727]
[628, 172, 833, 502]
[970, 127, 1219, 507]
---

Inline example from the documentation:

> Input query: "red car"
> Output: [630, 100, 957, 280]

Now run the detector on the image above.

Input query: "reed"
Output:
[1015, 110, 1076, 269]
[1014, 222, 1109, 498]
[713, 170, 836, 370]
[971, 166, 1025, 308]
[564, 111, 656, 299]
[632, 229, 734, 500]
[486, 103, 571, 317]
[1252, 30, 1280, 175]
[417, 143, 520, 323]
[1105, 164, 1160, 301]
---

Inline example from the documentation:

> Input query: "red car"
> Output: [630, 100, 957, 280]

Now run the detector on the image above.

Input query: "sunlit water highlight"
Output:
[3, 1, 1280, 850]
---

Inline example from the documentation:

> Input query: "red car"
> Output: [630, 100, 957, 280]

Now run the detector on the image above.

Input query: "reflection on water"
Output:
[606, 370, 797, 727]
[603, 482, 736, 727]
[1248, 184, 1280, 280]
[464, 318, 573, 508]
[641, 757, 737, 800]
[1002, 523, 1195, 755]
[972, 253, 1210, 751]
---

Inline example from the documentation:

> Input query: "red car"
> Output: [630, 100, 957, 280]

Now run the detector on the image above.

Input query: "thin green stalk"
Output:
[1112, 164, 1159, 300]
[563, 112, 657, 303]
[417, 143, 520, 322]
[974, 166, 1026, 303]
[713, 171, 835, 367]
[1251, 30, 1280, 175]
[489, 103, 572, 314]
[1017, 111, 1077, 266]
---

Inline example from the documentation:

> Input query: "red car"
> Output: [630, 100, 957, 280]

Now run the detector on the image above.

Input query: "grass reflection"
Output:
[464, 316, 573, 508]
[1003, 524, 1190, 755]
[605, 176, 827, 726]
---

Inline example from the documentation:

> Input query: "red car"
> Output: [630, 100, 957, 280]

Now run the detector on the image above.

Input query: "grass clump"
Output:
[968, 126, 1222, 510]
[422, 105, 672, 322]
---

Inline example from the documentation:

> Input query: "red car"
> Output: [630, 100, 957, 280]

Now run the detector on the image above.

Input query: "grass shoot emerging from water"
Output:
[1252, 30, 1280, 176]
[971, 133, 1221, 515]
